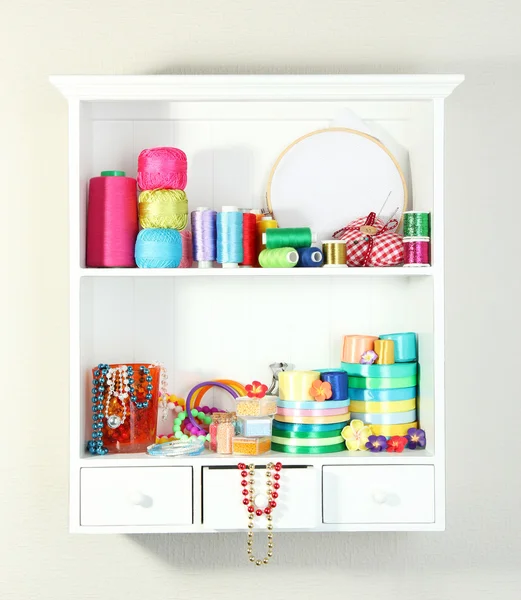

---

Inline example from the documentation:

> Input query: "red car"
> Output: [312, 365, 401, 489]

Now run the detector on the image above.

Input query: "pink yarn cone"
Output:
[179, 230, 193, 268]
[137, 147, 188, 190]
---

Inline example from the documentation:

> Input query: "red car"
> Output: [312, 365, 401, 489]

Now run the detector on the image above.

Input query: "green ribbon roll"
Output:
[272, 442, 346, 454]
[341, 361, 417, 378]
[349, 375, 417, 389]
[272, 427, 343, 439]
[272, 435, 344, 447]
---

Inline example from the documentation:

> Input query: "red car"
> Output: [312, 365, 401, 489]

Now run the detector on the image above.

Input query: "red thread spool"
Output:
[137, 147, 187, 191]
[240, 213, 257, 267]
[179, 230, 193, 268]
[403, 237, 430, 266]
[86, 172, 138, 267]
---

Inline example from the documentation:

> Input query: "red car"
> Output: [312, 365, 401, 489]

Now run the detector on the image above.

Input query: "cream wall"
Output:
[2, 1, 520, 598]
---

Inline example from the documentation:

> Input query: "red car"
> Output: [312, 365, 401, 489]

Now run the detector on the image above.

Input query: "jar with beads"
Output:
[216, 412, 236, 454]
[209, 412, 226, 452]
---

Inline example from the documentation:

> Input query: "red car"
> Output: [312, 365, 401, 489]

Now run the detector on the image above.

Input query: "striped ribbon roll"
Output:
[349, 386, 417, 401]
[349, 399, 416, 413]
[350, 409, 417, 425]
[371, 421, 418, 437]
[272, 421, 349, 433]
[274, 413, 350, 425]
[276, 407, 347, 417]
[276, 399, 350, 410]
[349, 375, 417, 389]
[271, 442, 346, 454]
[272, 435, 344, 447]
[341, 362, 417, 378]
[272, 427, 342, 439]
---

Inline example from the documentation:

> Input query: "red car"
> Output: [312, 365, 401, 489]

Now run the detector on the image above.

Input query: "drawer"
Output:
[203, 466, 320, 529]
[81, 467, 193, 526]
[322, 465, 434, 524]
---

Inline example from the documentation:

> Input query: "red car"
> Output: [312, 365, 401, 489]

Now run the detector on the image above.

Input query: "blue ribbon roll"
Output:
[319, 370, 348, 400]
[276, 399, 350, 409]
[379, 332, 417, 362]
[350, 409, 417, 425]
[340, 361, 417, 378]
[270, 420, 348, 433]
[348, 386, 417, 401]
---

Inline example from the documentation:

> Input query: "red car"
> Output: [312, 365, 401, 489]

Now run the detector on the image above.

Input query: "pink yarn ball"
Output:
[137, 147, 188, 191]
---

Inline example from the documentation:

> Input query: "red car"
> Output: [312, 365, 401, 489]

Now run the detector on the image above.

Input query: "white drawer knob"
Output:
[372, 490, 388, 505]
[128, 491, 150, 507]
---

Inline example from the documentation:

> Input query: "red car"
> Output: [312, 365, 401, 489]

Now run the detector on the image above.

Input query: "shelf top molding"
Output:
[50, 74, 464, 102]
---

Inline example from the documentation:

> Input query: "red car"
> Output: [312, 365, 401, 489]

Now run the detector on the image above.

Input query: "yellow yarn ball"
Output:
[138, 189, 188, 230]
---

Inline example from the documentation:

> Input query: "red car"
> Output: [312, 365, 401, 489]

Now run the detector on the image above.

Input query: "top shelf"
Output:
[79, 266, 434, 278]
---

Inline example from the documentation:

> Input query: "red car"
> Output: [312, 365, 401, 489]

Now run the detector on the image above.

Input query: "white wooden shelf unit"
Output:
[52, 74, 463, 534]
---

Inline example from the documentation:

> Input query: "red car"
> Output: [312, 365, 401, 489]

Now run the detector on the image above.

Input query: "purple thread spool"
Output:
[403, 237, 430, 266]
[191, 207, 217, 268]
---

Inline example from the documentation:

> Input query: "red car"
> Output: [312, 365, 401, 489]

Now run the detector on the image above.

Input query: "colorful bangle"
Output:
[190, 379, 246, 408]
[349, 399, 416, 413]
[271, 441, 345, 454]
[274, 413, 350, 425]
[185, 381, 239, 431]
[276, 399, 349, 410]
[276, 406, 347, 417]
[349, 375, 417, 390]
[271, 427, 342, 439]
[271, 435, 344, 447]
[349, 386, 417, 401]
[340, 361, 417, 378]
[350, 409, 417, 425]
[272, 420, 349, 433]
[371, 421, 418, 437]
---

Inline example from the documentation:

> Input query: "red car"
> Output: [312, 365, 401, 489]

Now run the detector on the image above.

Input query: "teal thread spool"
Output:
[259, 247, 298, 268]
[403, 211, 430, 237]
[264, 227, 315, 249]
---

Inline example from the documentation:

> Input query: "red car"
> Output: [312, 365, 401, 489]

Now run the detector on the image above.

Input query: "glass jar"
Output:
[210, 412, 226, 452]
[216, 412, 236, 454]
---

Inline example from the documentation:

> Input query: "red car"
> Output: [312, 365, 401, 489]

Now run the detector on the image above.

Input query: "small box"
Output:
[237, 416, 272, 437]
[235, 396, 277, 417]
[232, 436, 271, 456]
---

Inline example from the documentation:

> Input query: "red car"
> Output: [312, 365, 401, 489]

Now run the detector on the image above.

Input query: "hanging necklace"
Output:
[238, 461, 282, 566]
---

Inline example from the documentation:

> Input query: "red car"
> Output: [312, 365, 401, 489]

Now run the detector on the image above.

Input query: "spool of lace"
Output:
[138, 189, 188, 230]
[137, 147, 187, 190]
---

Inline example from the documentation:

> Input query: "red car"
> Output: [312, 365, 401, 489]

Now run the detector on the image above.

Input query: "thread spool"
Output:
[319, 371, 348, 400]
[191, 207, 217, 268]
[179, 230, 193, 268]
[259, 248, 298, 268]
[379, 332, 417, 362]
[87, 172, 138, 267]
[135, 228, 182, 268]
[404, 237, 430, 266]
[138, 189, 188, 230]
[240, 212, 257, 267]
[297, 247, 324, 267]
[216, 207, 243, 268]
[403, 211, 430, 237]
[264, 227, 316, 249]
[257, 216, 278, 259]
[374, 339, 395, 365]
[137, 147, 187, 191]
[322, 240, 347, 267]
[341, 335, 379, 363]
[278, 371, 320, 401]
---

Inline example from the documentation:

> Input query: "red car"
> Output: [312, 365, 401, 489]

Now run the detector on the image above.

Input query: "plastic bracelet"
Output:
[271, 435, 344, 447]
[350, 409, 417, 425]
[271, 427, 342, 439]
[185, 381, 239, 430]
[274, 412, 350, 425]
[276, 406, 347, 417]
[272, 441, 345, 454]
[340, 361, 417, 378]
[371, 421, 418, 437]
[348, 386, 417, 401]
[349, 375, 417, 389]
[276, 399, 350, 410]
[147, 438, 205, 456]
[349, 399, 416, 413]
[271, 421, 349, 433]
[191, 379, 246, 408]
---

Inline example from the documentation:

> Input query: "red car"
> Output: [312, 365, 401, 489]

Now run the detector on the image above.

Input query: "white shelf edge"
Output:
[50, 74, 464, 101]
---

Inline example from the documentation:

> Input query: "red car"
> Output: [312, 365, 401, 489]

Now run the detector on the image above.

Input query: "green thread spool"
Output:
[259, 247, 298, 268]
[403, 211, 430, 237]
[264, 227, 315, 249]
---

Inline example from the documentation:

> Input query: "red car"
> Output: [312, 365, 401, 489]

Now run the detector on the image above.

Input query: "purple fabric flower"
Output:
[405, 427, 426, 449]
[365, 435, 387, 452]
[360, 350, 378, 365]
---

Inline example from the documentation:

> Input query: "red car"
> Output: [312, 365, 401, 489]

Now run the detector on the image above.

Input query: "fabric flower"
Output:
[309, 380, 333, 402]
[386, 435, 407, 453]
[245, 381, 268, 399]
[341, 419, 373, 451]
[360, 350, 378, 365]
[405, 428, 426, 449]
[366, 435, 388, 452]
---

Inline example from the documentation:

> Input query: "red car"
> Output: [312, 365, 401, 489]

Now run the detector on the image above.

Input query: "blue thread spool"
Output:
[135, 228, 182, 268]
[379, 332, 417, 362]
[297, 247, 324, 267]
[216, 206, 243, 268]
[318, 370, 348, 400]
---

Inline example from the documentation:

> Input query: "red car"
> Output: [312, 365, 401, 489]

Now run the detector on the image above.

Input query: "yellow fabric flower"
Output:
[341, 419, 373, 451]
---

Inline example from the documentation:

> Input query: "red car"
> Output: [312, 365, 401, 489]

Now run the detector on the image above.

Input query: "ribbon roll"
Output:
[374, 339, 395, 365]
[341, 335, 379, 363]
[349, 386, 417, 401]
[349, 399, 416, 413]
[271, 435, 344, 447]
[349, 375, 417, 389]
[319, 370, 348, 400]
[379, 332, 417, 362]
[371, 421, 418, 437]
[278, 371, 320, 401]
[271, 427, 342, 439]
[272, 421, 349, 433]
[277, 406, 348, 417]
[276, 399, 350, 410]
[274, 413, 350, 425]
[341, 362, 417, 378]
[271, 441, 346, 454]
[350, 409, 417, 425]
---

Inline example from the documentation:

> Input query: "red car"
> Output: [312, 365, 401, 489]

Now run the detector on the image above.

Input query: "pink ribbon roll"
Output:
[276, 407, 348, 417]
[341, 335, 379, 363]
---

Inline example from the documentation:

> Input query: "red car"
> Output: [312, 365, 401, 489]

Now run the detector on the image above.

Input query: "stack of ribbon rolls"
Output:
[341, 333, 418, 438]
[272, 370, 350, 453]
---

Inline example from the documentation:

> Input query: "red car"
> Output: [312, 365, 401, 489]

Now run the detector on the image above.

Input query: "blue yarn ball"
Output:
[135, 228, 182, 268]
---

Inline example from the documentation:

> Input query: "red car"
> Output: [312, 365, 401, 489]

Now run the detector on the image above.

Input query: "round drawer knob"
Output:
[128, 491, 150, 507]
[372, 490, 388, 505]
[254, 493, 269, 509]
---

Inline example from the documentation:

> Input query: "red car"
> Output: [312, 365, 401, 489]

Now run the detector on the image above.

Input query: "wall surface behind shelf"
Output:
[1, 1, 520, 599]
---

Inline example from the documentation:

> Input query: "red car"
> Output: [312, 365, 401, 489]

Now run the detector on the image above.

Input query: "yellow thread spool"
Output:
[257, 216, 278, 255]
[322, 240, 347, 267]
[139, 189, 188, 230]
[375, 339, 395, 365]
[278, 371, 320, 401]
